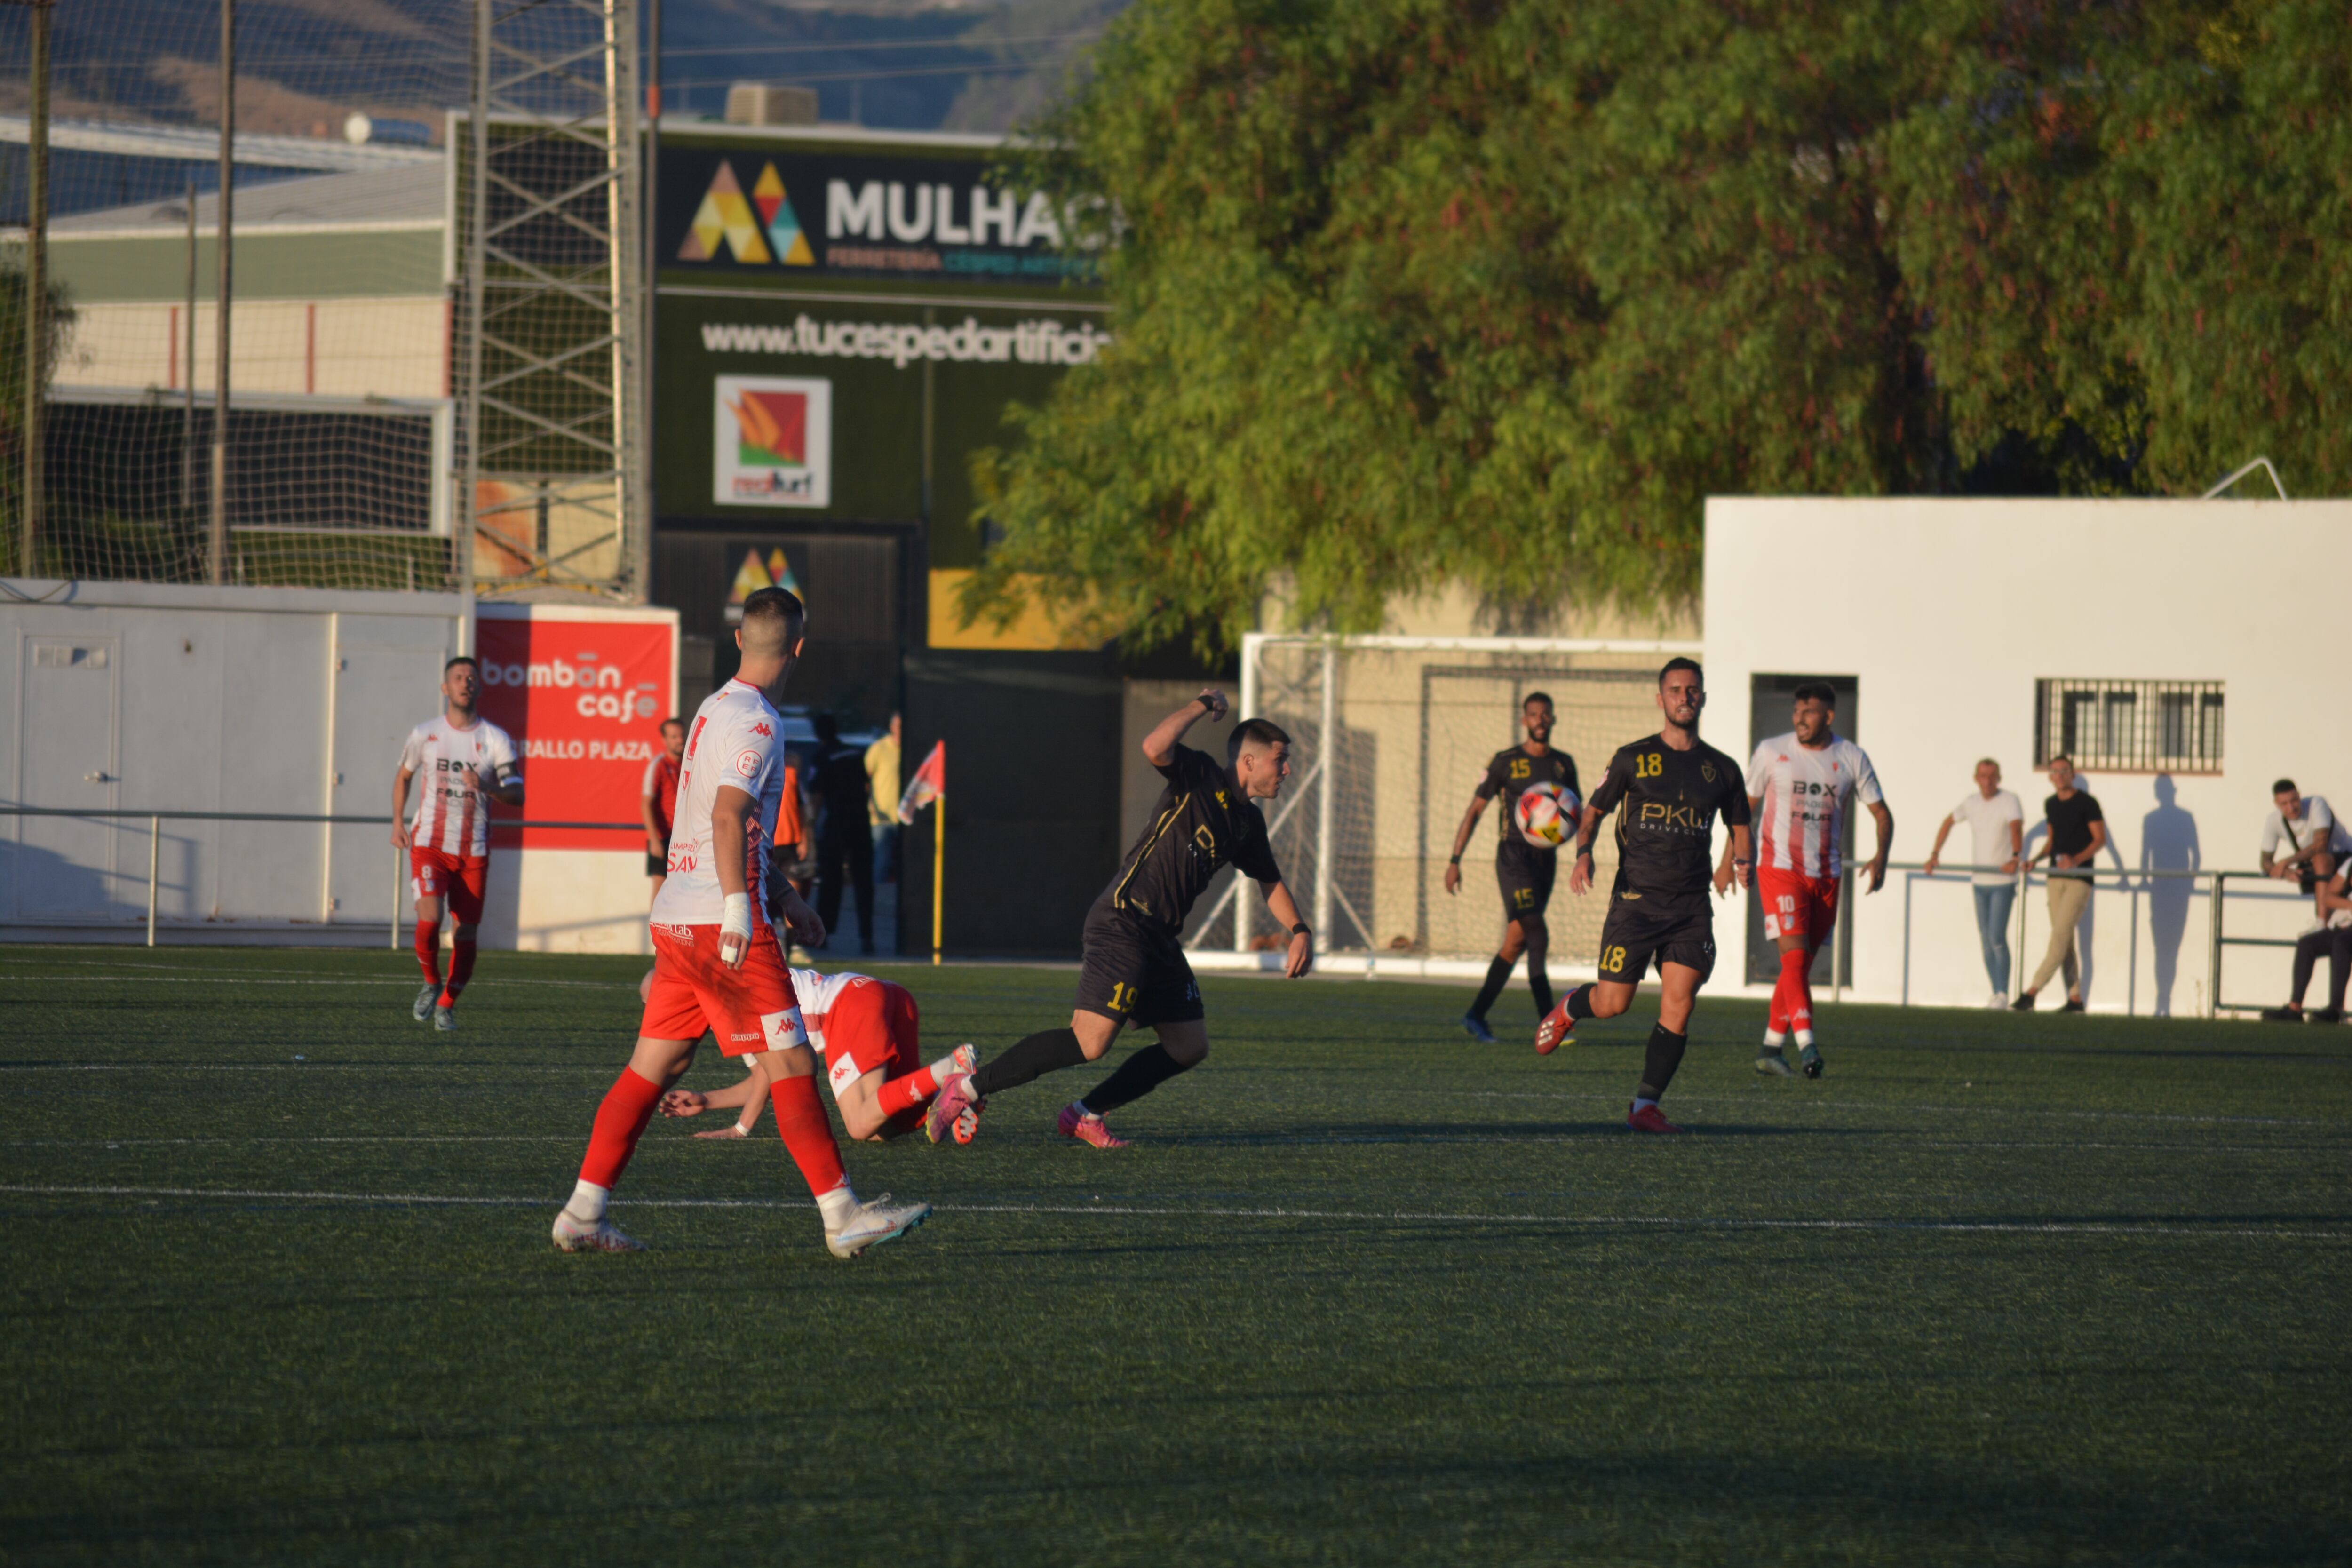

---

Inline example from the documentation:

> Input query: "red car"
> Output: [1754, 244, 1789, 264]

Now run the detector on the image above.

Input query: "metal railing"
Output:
[0, 807, 641, 947]
[1889, 860, 2308, 1018]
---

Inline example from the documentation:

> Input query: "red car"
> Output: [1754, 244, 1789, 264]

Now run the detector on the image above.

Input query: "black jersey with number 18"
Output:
[1585, 733, 1751, 904]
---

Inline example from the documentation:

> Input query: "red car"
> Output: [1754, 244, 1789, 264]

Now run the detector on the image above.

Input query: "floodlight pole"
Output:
[183, 177, 197, 516]
[19, 0, 49, 579]
[208, 0, 235, 584]
[1315, 640, 1335, 941]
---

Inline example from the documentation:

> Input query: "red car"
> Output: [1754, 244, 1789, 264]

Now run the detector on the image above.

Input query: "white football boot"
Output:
[551, 1207, 644, 1253]
[825, 1193, 932, 1259]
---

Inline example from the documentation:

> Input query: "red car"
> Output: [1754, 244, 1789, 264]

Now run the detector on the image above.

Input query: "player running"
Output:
[1534, 658, 1752, 1133]
[550, 588, 930, 1259]
[392, 655, 522, 1033]
[1444, 692, 1578, 1042]
[924, 690, 1314, 1149]
[1742, 682, 1892, 1079]
[641, 716, 685, 907]
[655, 966, 975, 1142]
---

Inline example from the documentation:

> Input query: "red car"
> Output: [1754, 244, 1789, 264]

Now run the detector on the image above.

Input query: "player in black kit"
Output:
[924, 689, 1316, 1149]
[1534, 658, 1753, 1133]
[1444, 692, 1578, 1041]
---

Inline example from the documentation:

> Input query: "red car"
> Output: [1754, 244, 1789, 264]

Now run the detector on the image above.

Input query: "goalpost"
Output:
[1183, 633, 1701, 977]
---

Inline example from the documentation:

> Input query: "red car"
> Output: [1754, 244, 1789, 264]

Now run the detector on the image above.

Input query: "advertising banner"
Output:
[476, 608, 678, 851]
[713, 374, 832, 507]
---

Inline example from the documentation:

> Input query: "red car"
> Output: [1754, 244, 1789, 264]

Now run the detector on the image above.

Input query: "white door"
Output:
[14, 635, 123, 920]
[326, 643, 448, 928]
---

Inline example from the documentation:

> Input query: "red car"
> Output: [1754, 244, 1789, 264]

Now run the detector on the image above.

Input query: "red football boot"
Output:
[1625, 1102, 1685, 1135]
[1534, 1000, 1576, 1055]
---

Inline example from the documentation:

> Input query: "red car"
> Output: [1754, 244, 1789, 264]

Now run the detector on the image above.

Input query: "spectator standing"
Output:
[776, 742, 813, 963]
[866, 712, 902, 888]
[1923, 759, 2024, 1006]
[811, 713, 877, 955]
[2259, 780, 2352, 923]
[640, 717, 685, 908]
[2013, 756, 2105, 1012]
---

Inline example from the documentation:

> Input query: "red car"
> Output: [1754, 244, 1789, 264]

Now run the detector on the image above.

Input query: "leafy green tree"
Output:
[965, 0, 2346, 651]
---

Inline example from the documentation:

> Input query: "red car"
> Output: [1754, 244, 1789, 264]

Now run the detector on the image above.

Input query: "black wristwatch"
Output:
[1291, 923, 1311, 937]
[1574, 845, 1594, 859]
[1447, 855, 1461, 865]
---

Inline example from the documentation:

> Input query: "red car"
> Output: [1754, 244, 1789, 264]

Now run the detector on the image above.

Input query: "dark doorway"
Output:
[1746, 673, 1861, 987]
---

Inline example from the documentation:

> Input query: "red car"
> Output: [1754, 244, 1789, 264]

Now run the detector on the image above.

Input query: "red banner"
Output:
[476, 611, 678, 851]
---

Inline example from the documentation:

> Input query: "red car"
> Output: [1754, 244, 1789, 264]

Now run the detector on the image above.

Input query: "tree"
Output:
[963, 0, 2348, 652]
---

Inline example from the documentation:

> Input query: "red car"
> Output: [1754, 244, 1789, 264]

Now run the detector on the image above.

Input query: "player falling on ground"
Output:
[392, 655, 522, 1033]
[923, 690, 1314, 1149]
[655, 966, 975, 1142]
[1742, 682, 1892, 1080]
[1444, 691, 1578, 1042]
[550, 587, 930, 1258]
[1534, 658, 1753, 1134]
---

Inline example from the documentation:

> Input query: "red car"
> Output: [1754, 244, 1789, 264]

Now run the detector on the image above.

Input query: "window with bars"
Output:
[2034, 679, 2224, 773]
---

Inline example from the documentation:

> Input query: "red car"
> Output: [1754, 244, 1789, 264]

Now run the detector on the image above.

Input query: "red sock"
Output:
[875, 1063, 941, 1119]
[1767, 966, 1790, 1035]
[413, 920, 442, 986]
[768, 1073, 848, 1200]
[579, 1067, 663, 1189]
[1780, 947, 1814, 1032]
[442, 939, 477, 1005]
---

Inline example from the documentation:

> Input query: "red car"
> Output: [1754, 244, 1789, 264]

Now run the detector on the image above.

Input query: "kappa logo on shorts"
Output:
[762, 1006, 808, 1051]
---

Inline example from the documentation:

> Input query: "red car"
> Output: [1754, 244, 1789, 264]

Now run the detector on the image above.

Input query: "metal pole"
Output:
[459, 0, 489, 598]
[20, 0, 49, 579]
[2015, 868, 2031, 997]
[390, 843, 402, 949]
[183, 176, 197, 516]
[1314, 640, 1335, 941]
[930, 797, 944, 965]
[146, 815, 160, 946]
[642, 0, 660, 600]
[208, 0, 235, 584]
[1234, 635, 1259, 954]
[2207, 871, 2225, 1019]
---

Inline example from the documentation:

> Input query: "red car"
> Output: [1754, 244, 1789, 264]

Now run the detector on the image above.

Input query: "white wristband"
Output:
[720, 892, 754, 946]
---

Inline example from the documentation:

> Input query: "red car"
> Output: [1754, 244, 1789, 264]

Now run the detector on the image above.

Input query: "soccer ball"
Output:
[1514, 781, 1578, 850]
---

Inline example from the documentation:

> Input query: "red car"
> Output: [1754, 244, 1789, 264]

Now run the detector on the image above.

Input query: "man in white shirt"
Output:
[549, 587, 930, 1261]
[1923, 758, 2025, 1005]
[2260, 780, 2352, 918]
[1742, 682, 1891, 1079]
[391, 656, 522, 1033]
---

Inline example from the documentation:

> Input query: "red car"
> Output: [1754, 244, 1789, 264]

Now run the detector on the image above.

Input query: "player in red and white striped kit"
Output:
[392, 656, 522, 1033]
[550, 587, 930, 1260]
[1741, 682, 1893, 1079]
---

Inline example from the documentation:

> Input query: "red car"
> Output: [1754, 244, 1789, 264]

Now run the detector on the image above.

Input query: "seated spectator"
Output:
[2263, 862, 2352, 1023]
[1923, 758, 2025, 1007]
[2013, 756, 2104, 1013]
[2259, 779, 2352, 923]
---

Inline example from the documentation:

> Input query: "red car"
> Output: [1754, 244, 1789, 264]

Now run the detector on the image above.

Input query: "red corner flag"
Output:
[897, 739, 944, 824]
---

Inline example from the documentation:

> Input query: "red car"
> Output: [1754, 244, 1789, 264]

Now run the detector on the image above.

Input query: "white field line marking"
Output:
[0, 1183, 2345, 1241]
[9, 1136, 580, 1146]
[4, 1135, 2341, 1154]
[0, 972, 636, 990]
[1440, 1091, 2334, 1128]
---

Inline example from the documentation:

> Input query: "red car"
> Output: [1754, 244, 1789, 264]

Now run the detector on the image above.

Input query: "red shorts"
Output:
[411, 848, 487, 924]
[641, 924, 808, 1057]
[1758, 867, 1840, 948]
[815, 979, 921, 1100]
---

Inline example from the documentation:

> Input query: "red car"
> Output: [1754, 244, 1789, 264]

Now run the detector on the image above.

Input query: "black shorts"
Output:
[1597, 891, 1717, 985]
[1074, 906, 1204, 1028]
[645, 852, 666, 878]
[1496, 840, 1558, 923]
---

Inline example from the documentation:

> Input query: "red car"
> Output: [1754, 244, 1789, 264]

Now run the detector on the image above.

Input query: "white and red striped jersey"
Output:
[651, 678, 787, 929]
[788, 967, 867, 1055]
[1745, 732, 1883, 878]
[398, 713, 520, 858]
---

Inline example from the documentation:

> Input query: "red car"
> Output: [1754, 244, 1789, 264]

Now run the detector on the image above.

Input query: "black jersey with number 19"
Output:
[1586, 733, 1751, 905]
[1098, 744, 1282, 935]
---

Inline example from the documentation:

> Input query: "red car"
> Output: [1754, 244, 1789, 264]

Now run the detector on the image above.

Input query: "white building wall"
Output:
[1703, 498, 2352, 1018]
[58, 298, 447, 398]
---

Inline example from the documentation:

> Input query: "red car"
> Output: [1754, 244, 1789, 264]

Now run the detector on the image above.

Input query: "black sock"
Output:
[1523, 924, 1551, 1016]
[970, 1027, 1089, 1099]
[1567, 983, 1595, 1021]
[1469, 954, 1515, 1020]
[1079, 1043, 1192, 1116]
[1637, 1024, 1687, 1101]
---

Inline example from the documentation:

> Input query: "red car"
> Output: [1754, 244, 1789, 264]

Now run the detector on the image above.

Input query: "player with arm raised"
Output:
[1533, 658, 1753, 1134]
[550, 588, 930, 1259]
[392, 655, 522, 1033]
[1742, 681, 1892, 1079]
[922, 691, 1314, 1150]
[1443, 692, 1578, 1042]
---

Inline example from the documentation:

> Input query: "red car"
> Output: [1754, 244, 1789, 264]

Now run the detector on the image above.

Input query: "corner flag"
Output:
[897, 740, 944, 824]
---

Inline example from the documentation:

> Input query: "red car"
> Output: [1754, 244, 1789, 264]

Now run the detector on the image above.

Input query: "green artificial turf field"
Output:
[3, 946, 2347, 1566]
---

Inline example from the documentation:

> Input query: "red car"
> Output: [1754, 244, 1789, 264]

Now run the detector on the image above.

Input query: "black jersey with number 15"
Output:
[1097, 744, 1283, 936]
[1585, 733, 1752, 901]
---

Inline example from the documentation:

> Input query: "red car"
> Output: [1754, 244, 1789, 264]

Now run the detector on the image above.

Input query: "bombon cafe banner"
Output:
[477, 608, 678, 852]
[660, 143, 1099, 285]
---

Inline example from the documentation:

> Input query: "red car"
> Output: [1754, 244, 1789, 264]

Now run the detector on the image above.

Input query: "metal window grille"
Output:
[2034, 678, 2224, 773]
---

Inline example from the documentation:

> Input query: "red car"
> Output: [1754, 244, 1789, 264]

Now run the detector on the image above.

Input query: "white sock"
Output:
[1794, 1029, 1815, 1048]
[925, 1051, 962, 1081]
[1632, 1096, 1658, 1113]
[1762, 1029, 1787, 1049]
[815, 1183, 859, 1228]
[567, 1179, 608, 1221]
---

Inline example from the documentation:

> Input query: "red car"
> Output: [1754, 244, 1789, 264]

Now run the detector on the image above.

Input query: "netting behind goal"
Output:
[1184, 638, 1689, 962]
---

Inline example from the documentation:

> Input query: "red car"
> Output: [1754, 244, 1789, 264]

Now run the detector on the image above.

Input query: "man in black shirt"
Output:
[925, 690, 1315, 1148]
[2013, 755, 2106, 1012]
[809, 713, 878, 954]
[1534, 658, 1753, 1133]
[1444, 692, 1579, 1042]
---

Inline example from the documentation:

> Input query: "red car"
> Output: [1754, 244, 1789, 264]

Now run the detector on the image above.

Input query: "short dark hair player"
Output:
[1534, 658, 1753, 1133]
[1444, 692, 1578, 1041]
[923, 691, 1315, 1149]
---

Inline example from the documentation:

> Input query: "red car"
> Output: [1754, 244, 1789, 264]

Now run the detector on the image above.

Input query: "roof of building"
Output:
[51, 160, 445, 236]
